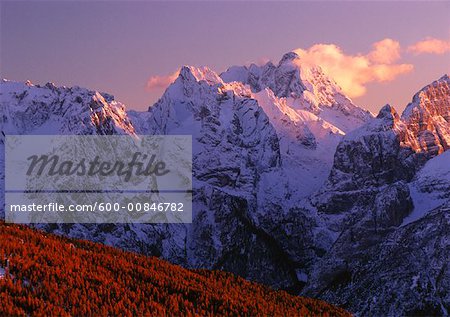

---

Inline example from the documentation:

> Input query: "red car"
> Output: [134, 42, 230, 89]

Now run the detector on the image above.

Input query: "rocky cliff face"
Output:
[402, 74, 450, 155]
[304, 75, 450, 316]
[306, 202, 450, 316]
[324, 74, 450, 193]
[1, 61, 449, 315]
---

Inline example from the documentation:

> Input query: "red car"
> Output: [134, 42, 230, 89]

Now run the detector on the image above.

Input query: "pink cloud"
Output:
[368, 38, 401, 64]
[294, 39, 413, 98]
[407, 37, 450, 55]
[146, 70, 180, 90]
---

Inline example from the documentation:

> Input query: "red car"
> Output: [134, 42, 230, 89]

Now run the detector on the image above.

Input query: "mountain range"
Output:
[1, 51, 449, 316]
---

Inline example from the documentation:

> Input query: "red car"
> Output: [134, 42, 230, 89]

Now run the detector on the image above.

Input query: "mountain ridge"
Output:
[1, 55, 449, 316]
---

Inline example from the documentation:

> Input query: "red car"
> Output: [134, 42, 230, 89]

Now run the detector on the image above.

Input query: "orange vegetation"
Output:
[0, 222, 350, 316]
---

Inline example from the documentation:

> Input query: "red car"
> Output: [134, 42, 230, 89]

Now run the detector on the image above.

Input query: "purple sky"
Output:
[1, 1, 449, 113]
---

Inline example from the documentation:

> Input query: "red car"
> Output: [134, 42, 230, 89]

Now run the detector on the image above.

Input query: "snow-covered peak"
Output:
[142, 58, 372, 202]
[0, 80, 135, 135]
[219, 65, 249, 84]
[152, 66, 229, 109]
[220, 52, 372, 125]
[178, 66, 223, 85]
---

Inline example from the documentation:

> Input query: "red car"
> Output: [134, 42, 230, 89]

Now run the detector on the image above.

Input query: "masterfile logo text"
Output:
[5, 135, 192, 224]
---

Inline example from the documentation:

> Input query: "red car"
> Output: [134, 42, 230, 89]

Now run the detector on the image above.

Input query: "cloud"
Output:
[368, 38, 401, 64]
[293, 39, 413, 98]
[146, 70, 180, 90]
[407, 37, 450, 55]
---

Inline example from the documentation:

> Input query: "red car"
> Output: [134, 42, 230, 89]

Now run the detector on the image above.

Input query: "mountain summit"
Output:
[221, 51, 372, 125]
[0, 56, 449, 315]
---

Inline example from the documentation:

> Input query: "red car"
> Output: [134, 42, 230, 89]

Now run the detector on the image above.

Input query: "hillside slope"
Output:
[0, 222, 350, 317]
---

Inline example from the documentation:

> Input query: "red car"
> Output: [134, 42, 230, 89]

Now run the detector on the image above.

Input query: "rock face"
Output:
[304, 75, 450, 316]
[402, 74, 450, 155]
[306, 203, 450, 317]
[325, 104, 415, 193]
[1, 59, 449, 316]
